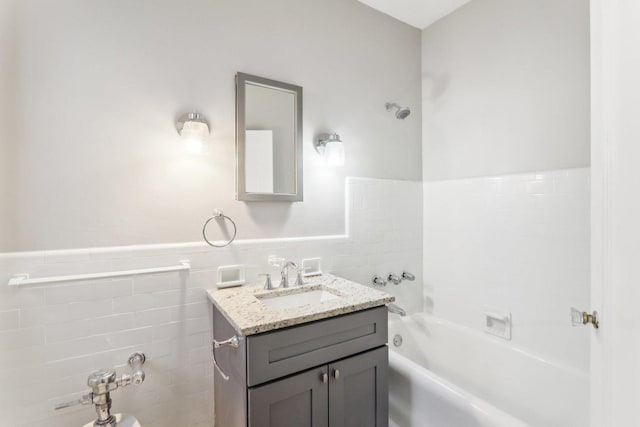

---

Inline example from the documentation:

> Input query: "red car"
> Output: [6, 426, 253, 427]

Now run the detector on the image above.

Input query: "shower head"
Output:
[396, 107, 411, 120]
[385, 102, 411, 120]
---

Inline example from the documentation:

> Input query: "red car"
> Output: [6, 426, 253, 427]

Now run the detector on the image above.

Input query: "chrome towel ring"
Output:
[202, 209, 237, 248]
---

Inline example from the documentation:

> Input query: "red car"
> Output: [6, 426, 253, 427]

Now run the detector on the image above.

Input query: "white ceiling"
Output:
[358, 0, 473, 29]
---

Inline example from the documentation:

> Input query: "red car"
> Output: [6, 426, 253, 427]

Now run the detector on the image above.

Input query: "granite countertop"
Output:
[207, 273, 394, 336]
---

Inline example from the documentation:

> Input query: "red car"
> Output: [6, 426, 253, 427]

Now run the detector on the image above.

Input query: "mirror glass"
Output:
[236, 73, 303, 201]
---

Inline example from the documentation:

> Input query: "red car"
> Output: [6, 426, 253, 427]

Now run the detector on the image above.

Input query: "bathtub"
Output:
[388, 314, 588, 427]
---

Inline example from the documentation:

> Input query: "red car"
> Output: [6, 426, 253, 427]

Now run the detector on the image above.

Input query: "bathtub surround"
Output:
[389, 318, 533, 427]
[389, 313, 588, 426]
[418, 1, 591, 424]
[0, 0, 421, 252]
[0, 177, 422, 427]
[422, 168, 589, 423]
[421, 0, 590, 181]
[420, 0, 591, 375]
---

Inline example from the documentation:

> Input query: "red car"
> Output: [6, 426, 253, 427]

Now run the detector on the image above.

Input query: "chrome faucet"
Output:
[280, 261, 298, 288]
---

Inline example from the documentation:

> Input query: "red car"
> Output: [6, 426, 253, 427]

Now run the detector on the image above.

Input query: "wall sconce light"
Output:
[315, 133, 344, 167]
[176, 112, 210, 154]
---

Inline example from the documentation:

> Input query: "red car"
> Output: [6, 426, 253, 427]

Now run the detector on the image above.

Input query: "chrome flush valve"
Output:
[55, 352, 146, 427]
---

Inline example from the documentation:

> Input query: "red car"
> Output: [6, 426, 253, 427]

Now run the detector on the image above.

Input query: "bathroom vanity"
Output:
[207, 274, 394, 427]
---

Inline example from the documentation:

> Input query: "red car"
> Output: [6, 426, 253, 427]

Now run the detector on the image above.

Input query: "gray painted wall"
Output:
[0, 0, 422, 252]
[421, 0, 590, 180]
[0, 0, 18, 251]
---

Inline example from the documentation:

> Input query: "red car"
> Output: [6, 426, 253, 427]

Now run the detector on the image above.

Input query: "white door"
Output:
[590, 1, 640, 425]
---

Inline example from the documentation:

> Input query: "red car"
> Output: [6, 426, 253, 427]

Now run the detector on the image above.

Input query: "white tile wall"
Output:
[423, 168, 590, 371]
[0, 177, 422, 427]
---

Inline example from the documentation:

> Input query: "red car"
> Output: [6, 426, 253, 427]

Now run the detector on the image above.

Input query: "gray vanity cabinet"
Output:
[212, 305, 389, 427]
[248, 365, 329, 427]
[328, 346, 388, 427]
[248, 347, 388, 427]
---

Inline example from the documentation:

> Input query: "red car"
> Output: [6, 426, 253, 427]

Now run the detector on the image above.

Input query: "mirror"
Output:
[236, 73, 303, 202]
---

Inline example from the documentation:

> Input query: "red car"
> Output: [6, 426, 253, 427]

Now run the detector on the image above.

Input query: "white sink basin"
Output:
[257, 288, 341, 310]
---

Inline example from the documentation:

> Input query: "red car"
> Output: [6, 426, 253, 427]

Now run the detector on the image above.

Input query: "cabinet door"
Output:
[328, 346, 388, 427]
[248, 366, 329, 427]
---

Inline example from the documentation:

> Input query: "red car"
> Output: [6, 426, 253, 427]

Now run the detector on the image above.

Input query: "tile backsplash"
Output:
[0, 177, 422, 427]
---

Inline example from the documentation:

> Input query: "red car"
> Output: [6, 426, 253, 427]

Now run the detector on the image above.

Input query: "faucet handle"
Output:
[372, 276, 387, 286]
[388, 274, 402, 285]
[279, 273, 288, 288]
[295, 268, 305, 286]
[401, 272, 415, 281]
[259, 274, 274, 290]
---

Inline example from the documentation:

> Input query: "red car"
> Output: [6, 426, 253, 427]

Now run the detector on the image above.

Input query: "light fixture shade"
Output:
[324, 140, 345, 167]
[315, 133, 344, 167]
[177, 112, 210, 154]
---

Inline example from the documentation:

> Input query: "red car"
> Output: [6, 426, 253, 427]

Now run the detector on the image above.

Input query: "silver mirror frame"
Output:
[236, 72, 303, 202]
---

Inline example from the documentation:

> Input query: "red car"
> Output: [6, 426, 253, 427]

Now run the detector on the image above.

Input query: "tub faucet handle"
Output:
[401, 272, 415, 281]
[388, 274, 402, 285]
[372, 275, 387, 286]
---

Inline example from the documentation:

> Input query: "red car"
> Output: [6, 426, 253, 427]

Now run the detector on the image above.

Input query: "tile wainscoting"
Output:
[0, 177, 422, 427]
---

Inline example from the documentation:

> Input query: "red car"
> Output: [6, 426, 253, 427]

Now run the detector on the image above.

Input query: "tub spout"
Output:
[387, 303, 406, 317]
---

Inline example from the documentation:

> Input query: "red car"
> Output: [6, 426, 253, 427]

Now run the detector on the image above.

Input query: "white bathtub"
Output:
[388, 314, 588, 427]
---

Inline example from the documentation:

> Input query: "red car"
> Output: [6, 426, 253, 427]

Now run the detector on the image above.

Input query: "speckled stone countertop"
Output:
[207, 274, 394, 336]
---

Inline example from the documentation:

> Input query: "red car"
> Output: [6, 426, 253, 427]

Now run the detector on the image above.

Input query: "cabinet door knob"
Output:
[322, 373, 328, 384]
[333, 369, 340, 380]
